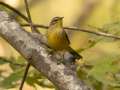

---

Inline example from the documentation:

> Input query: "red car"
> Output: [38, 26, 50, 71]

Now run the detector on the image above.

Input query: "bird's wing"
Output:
[63, 29, 70, 44]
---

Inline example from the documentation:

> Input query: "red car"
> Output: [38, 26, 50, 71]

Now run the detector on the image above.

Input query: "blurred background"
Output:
[0, 0, 120, 90]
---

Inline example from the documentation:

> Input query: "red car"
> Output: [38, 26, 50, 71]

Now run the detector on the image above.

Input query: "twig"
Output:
[24, 0, 39, 33]
[65, 27, 120, 40]
[19, 0, 39, 89]
[0, 2, 28, 22]
[19, 63, 30, 90]
[21, 24, 120, 40]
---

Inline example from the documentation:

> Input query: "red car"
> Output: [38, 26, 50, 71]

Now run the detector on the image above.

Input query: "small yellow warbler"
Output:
[47, 17, 82, 62]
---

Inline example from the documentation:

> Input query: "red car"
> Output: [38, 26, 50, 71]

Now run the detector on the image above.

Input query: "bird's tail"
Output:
[68, 47, 82, 60]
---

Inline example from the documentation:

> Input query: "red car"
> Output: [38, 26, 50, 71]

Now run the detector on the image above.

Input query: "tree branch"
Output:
[0, 11, 91, 90]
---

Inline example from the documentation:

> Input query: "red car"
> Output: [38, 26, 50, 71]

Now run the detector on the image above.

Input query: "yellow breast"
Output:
[47, 29, 69, 51]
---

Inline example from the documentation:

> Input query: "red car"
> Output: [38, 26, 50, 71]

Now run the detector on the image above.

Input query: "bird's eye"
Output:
[53, 19, 58, 22]
[50, 20, 57, 25]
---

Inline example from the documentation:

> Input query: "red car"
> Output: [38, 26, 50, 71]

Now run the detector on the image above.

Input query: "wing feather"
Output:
[62, 29, 70, 44]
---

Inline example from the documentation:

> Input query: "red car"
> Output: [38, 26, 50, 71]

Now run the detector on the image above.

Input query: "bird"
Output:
[47, 17, 82, 63]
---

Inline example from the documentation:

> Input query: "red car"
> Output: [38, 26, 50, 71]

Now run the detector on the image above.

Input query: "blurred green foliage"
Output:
[0, 56, 54, 89]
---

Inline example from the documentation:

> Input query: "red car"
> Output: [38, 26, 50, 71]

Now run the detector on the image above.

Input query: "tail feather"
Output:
[68, 47, 82, 60]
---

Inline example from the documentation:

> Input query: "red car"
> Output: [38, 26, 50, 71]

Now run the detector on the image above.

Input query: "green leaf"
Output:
[9, 56, 25, 71]
[26, 69, 54, 88]
[88, 55, 120, 87]
[0, 57, 10, 65]
[0, 68, 24, 89]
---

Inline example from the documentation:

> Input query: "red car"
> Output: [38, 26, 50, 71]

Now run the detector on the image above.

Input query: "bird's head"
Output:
[49, 17, 64, 26]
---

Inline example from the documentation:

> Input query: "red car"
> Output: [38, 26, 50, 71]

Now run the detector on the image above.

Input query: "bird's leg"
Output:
[46, 49, 65, 65]
[47, 48, 54, 54]
[56, 51, 65, 65]
[46, 48, 62, 64]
